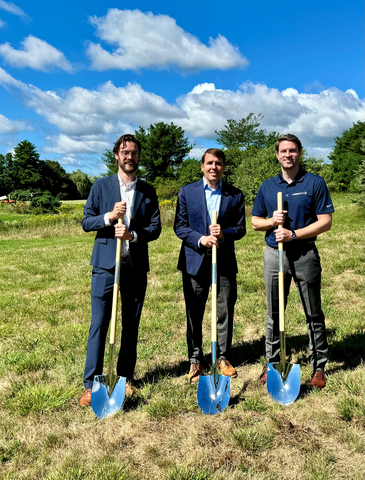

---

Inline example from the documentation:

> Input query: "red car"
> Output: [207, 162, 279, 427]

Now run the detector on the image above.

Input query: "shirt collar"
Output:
[277, 168, 306, 185]
[203, 177, 222, 191]
[118, 174, 138, 189]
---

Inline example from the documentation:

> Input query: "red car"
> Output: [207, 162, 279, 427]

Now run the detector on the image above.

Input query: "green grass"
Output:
[0, 193, 364, 480]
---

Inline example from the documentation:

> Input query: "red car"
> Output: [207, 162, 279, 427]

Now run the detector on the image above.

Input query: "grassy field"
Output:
[0, 193, 364, 480]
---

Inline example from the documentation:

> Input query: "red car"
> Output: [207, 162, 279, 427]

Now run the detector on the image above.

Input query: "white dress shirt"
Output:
[104, 175, 138, 256]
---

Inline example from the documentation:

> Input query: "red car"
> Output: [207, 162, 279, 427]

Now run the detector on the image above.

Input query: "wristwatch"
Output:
[291, 230, 297, 240]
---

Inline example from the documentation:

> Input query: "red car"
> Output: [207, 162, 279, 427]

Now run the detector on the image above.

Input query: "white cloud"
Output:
[44, 134, 110, 155]
[307, 147, 332, 160]
[0, 35, 73, 72]
[0, 0, 29, 20]
[58, 156, 85, 167]
[87, 9, 248, 72]
[177, 82, 365, 148]
[189, 146, 207, 161]
[0, 68, 364, 160]
[0, 18, 6, 27]
[20, 81, 183, 135]
[0, 113, 28, 133]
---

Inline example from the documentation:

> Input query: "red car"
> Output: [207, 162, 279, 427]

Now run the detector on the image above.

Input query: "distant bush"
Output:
[11, 189, 42, 202]
[30, 194, 61, 214]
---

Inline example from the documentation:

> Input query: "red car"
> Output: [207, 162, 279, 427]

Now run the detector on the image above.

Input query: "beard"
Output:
[118, 159, 138, 174]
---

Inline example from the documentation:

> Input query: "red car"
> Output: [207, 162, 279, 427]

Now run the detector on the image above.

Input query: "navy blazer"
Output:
[174, 179, 246, 276]
[82, 174, 161, 272]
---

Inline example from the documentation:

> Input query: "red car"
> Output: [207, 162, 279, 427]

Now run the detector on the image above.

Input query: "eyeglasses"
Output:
[120, 150, 139, 158]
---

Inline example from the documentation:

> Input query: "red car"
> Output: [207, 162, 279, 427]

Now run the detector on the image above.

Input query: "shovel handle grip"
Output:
[277, 192, 285, 335]
[110, 216, 123, 345]
[211, 210, 218, 343]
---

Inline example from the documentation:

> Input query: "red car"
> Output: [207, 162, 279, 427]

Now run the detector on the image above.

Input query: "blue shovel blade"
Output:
[197, 374, 231, 415]
[267, 363, 301, 405]
[91, 375, 126, 419]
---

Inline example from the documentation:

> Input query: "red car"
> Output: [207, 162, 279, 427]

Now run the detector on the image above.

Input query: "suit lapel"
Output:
[194, 179, 208, 233]
[111, 174, 121, 203]
[218, 182, 230, 221]
[131, 180, 144, 219]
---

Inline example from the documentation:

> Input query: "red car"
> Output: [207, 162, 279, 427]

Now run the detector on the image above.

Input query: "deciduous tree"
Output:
[215, 113, 280, 150]
[69, 169, 92, 199]
[328, 121, 365, 190]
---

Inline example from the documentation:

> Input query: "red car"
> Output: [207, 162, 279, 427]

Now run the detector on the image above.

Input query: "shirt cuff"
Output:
[130, 230, 138, 243]
[198, 236, 203, 247]
[104, 212, 111, 227]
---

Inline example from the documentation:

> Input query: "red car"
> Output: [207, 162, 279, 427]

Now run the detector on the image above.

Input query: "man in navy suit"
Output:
[174, 148, 246, 383]
[79, 134, 161, 407]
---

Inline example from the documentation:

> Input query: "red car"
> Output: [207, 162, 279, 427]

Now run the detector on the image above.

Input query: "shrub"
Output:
[30, 194, 61, 214]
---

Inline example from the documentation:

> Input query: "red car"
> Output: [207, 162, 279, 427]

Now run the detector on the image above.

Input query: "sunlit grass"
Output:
[0, 193, 364, 479]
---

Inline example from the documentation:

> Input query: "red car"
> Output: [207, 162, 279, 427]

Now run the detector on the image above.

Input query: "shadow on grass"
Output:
[125, 329, 365, 410]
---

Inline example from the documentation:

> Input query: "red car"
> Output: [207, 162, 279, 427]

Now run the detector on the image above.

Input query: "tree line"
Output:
[1, 115, 364, 208]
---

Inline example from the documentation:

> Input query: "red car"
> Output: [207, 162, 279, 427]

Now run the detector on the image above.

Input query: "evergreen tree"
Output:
[135, 122, 192, 182]
[12, 140, 44, 191]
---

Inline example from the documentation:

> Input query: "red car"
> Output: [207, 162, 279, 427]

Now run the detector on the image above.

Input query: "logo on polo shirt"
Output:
[292, 191, 307, 196]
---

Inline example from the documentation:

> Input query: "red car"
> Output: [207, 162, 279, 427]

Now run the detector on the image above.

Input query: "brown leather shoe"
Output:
[217, 359, 238, 378]
[125, 383, 137, 397]
[189, 363, 203, 383]
[79, 388, 92, 407]
[310, 369, 326, 389]
[258, 364, 268, 385]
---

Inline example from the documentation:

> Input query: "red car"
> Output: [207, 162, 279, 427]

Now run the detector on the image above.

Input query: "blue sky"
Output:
[0, 0, 363, 175]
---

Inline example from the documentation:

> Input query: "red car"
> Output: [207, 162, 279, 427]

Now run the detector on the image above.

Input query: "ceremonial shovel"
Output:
[267, 192, 301, 405]
[91, 217, 126, 419]
[197, 210, 231, 415]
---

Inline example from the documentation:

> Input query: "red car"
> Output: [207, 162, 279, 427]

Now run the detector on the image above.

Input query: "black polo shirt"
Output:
[252, 169, 334, 248]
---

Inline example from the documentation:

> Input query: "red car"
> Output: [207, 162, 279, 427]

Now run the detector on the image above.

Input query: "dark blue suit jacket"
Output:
[82, 174, 161, 272]
[174, 179, 246, 276]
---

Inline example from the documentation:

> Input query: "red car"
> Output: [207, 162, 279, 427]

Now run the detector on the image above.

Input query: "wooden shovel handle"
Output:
[277, 193, 285, 333]
[211, 210, 218, 343]
[110, 216, 123, 345]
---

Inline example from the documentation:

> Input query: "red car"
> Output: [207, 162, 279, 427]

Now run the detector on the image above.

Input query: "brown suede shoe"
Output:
[189, 363, 203, 383]
[258, 364, 268, 385]
[217, 359, 238, 378]
[79, 388, 92, 407]
[310, 369, 326, 389]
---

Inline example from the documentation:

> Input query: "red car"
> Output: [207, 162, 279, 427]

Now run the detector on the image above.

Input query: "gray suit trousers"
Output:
[263, 244, 328, 371]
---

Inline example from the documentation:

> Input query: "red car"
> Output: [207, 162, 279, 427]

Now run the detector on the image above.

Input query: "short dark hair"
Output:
[201, 148, 226, 165]
[113, 134, 141, 155]
[275, 134, 302, 153]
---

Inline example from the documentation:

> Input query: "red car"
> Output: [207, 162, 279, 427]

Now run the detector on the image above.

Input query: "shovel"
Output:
[267, 192, 301, 405]
[91, 217, 126, 419]
[197, 210, 231, 415]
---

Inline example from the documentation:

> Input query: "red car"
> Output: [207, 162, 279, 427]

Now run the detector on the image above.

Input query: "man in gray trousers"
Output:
[251, 134, 334, 389]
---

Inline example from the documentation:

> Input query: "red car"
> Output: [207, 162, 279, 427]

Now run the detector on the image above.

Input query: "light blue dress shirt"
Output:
[203, 177, 222, 225]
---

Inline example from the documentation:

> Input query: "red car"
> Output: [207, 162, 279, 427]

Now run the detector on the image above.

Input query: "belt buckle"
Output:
[120, 256, 130, 264]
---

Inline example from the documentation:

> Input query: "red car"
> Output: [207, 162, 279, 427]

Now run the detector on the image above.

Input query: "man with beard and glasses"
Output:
[251, 134, 334, 390]
[79, 134, 161, 407]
